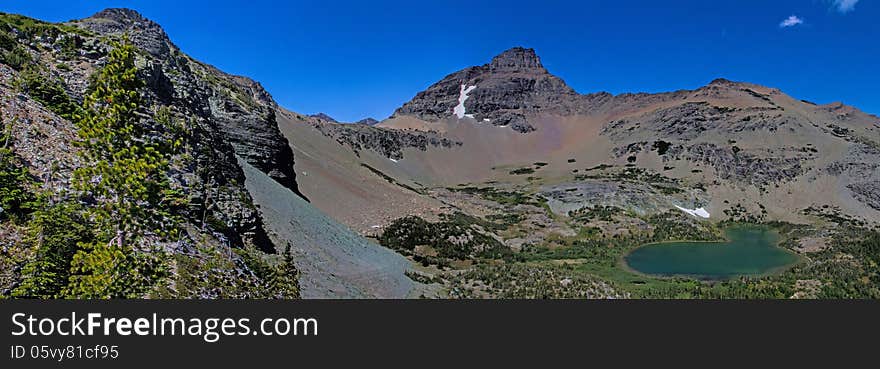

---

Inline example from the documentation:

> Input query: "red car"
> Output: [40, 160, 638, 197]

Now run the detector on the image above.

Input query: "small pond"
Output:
[624, 225, 799, 279]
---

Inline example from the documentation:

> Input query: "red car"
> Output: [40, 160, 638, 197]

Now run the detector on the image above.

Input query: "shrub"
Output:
[1, 45, 31, 70]
[509, 167, 535, 175]
[652, 140, 671, 155]
[0, 31, 16, 50]
[13, 202, 93, 298]
[379, 214, 514, 261]
[16, 68, 81, 120]
[0, 117, 34, 220]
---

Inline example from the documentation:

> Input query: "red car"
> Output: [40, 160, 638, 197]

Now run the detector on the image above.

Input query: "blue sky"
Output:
[3, 0, 878, 120]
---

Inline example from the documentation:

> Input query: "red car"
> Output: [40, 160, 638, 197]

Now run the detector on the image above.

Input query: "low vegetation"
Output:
[378, 213, 518, 266]
[361, 163, 422, 194]
[448, 186, 543, 207]
[569, 205, 623, 222]
[450, 263, 627, 299]
[509, 167, 535, 175]
[0, 13, 90, 71]
[166, 243, 299, 299]
[0, 118, 34, 221]
[380, 187, 880, 299]
[576, 166, 678, 186]
[15, 67, 82, 120]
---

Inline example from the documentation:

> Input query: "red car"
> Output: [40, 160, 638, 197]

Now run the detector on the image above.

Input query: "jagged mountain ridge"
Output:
[357, 47, 880, 227]
[309, 112, 338, 123]
[74, 8, 305, 198]
[310, 112, 381, 126]
[0, 8, 299, 296]
[387, 47, 878, 135]
[0, 8, 422, 298]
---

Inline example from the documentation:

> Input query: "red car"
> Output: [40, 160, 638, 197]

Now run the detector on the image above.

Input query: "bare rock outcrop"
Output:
[75, 8, 304, 200]
[392, 47, 580, 133]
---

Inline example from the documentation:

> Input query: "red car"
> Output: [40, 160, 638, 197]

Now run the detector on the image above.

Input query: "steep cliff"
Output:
[0, 9, 306, 297]
[74, 8, 305, 199]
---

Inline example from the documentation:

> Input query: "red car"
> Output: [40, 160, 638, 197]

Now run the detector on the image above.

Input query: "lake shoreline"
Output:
[621, 223, 803, 280]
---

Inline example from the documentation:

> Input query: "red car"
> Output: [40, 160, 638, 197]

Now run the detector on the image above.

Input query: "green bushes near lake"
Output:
[379, 213, 517, 263]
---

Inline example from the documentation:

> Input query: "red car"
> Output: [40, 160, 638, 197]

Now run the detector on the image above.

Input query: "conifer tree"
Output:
[12, 202, 92, 298]
[63, 38, 176, 298]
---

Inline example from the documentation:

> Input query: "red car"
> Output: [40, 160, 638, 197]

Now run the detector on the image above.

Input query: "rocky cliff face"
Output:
[0, 9, 307, 297]
[73, 8, 304, 200]
[303, 116, 461, 160]
[75, 8, 172, 58]
[393, 47, 580, 132]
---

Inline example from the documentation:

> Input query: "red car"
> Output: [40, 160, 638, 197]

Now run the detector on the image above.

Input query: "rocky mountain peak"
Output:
[310, 113, 338, 123]
[702, 77, 781, 93]
[89, 8, 151, 24]
[392, 46, 577, 133]
[356, 117, 380, 125]
[700, 78, 761, 92]
[76, 8, 173, 57]
[708, 78, 736, 86]
[71, 8, 302, 199]
[489, 47, 544, 72]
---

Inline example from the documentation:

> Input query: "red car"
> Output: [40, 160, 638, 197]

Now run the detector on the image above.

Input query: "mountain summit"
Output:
[70, 8, 304, 198]
[310, 113, 339, 122]
[489, 47, 545, 72]
[392, 46, 578, 132]
[75, 8, 174, 58]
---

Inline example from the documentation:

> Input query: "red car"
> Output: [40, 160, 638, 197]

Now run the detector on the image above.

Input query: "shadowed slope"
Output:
[240, 159, 416, 298]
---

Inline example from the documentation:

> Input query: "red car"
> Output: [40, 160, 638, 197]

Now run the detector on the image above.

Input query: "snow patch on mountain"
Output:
[453, 84, 477, 119]
[674, 205, 710, 219]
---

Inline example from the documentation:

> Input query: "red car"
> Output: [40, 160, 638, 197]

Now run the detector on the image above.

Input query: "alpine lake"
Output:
[624, 225, 800, 280]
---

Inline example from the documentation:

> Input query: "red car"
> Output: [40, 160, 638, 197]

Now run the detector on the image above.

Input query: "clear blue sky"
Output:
[3, 0, 878, 120]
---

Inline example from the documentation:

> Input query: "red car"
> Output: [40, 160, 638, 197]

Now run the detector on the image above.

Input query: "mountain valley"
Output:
[2, 9, 879, 299]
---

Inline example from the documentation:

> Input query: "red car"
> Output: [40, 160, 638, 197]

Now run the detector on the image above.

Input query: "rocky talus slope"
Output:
[241, 159, 417, 298]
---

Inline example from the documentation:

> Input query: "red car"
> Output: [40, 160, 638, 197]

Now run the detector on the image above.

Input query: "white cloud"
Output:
[779, 15, 804, 28]
[832, 0, 859, 13]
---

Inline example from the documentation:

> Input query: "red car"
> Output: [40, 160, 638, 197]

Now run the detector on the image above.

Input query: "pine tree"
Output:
[63, 38, 176, 298]
[268, 243, 301, 298]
